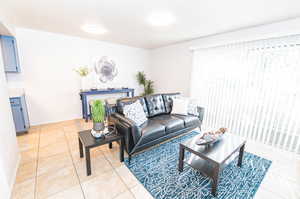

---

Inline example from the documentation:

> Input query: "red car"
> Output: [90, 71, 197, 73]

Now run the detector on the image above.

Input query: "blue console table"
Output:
[80, 88, 134, 122]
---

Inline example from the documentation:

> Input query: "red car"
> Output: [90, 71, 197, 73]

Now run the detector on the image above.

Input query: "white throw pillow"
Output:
[123, 100, 148, 126]
[187, 98, 200, 116]
[171, 98, 189, 115]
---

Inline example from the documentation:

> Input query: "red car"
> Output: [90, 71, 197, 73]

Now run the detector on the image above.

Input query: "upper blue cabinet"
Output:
[0, 35, 21, 73]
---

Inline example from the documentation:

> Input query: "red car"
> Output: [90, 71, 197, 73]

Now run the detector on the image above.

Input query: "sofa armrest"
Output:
[111, 112, 136, 127]
[196, 106, 205, 123]
[111, 113, 142, 152]
[188, 106, 204, 124]
[113, 119, 133, 154]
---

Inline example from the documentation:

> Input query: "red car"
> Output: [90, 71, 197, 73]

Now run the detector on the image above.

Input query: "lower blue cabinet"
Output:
[10, 96, 30, 134]
[0, 35, 21, 73]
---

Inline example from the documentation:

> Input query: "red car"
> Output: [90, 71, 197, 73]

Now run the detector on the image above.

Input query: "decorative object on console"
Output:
[91, 99, 106, 138]
[136, 71, 154, 96]
[74, 66, 90, 90]
[123, 100, 148, 126]
[94, 56, 118, 83]
[196, 127, 227, 145]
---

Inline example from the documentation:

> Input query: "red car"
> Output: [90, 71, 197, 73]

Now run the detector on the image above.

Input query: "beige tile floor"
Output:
[12, 119, 300, 199]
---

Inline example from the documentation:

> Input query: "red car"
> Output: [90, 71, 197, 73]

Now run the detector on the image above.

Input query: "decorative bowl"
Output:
[196, 127, 227, 145]
[91, 129, 104, 139]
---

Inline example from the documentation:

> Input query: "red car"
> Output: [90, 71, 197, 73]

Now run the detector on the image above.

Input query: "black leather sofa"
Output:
[111, 93, 204, 161]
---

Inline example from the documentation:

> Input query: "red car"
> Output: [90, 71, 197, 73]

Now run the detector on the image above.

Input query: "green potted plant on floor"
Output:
[91, 99, 106, 138]
[136, 71, 154, 96]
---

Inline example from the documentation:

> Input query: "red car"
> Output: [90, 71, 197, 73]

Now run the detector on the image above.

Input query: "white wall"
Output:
[0, 6, 16, 36]
[149, 17, 300, 96]
[6, 18, 300, 126]
[0, 38, 20, 199]
[6, 28, 150, 125]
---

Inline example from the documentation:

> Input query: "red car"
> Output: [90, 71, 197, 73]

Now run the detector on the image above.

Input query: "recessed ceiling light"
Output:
[147, 12, 176, 27]
[81, 24, 108, 35]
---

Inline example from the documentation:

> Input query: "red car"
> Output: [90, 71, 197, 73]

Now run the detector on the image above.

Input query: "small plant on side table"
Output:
[91, 100, 106, 138]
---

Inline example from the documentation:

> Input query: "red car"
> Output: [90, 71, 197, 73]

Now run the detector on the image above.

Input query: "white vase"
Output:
[81, 76, 88, 91]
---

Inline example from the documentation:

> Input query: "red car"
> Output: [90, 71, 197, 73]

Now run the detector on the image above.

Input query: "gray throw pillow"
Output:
[123, 100, 148, 126]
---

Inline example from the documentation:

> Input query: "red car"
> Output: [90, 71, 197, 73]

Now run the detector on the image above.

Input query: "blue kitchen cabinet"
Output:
[0, 35, 21, 73]
[10, 96, 30, 133]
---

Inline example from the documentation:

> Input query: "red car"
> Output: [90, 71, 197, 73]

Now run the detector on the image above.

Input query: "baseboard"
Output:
[8, 152, 21, 199]
[30, 117, 82, 127]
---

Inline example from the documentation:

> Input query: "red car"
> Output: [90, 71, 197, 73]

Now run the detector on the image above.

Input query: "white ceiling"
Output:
[2, 0, 300, 49]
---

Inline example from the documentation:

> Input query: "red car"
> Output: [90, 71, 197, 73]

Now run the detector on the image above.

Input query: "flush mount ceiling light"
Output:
[81, 24, 108, 35]
[147, 12, 176, 27]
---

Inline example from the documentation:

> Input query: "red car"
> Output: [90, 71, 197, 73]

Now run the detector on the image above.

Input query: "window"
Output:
[191, 35, 300, 153]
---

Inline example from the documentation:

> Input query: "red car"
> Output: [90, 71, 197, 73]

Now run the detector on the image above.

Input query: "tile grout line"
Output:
[33, 127, 41, 199]
[14, 120, 300, 199]
[34, 125, 82, 199]
[64, 122, 87, 199]
[77, 119, 135, 198]
[260, 170, 297, 199]
[104, 157, 131, 199]
[103, 147, 137, 199]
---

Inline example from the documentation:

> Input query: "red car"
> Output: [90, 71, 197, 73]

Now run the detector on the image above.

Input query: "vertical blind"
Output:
[191, 35, 300, 154]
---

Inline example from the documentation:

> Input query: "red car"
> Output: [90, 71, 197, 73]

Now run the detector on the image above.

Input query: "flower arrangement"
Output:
[74, 66, 90, 77]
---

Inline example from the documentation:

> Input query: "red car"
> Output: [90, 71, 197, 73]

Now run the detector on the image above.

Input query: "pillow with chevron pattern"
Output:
[123, 100, 148, 126]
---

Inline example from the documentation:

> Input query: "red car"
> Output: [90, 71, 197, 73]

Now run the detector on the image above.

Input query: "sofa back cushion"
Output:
[117, 96, 149, 117]
[162, 93, 181, 113]
[145, 94, 167, 117]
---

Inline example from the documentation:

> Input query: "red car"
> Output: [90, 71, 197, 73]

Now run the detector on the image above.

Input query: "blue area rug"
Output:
[124, 131, 272, 199]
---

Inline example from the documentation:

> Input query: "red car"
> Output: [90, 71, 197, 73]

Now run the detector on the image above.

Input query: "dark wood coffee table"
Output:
[78, 129, 124, 176]
[178, 133, 246, 197]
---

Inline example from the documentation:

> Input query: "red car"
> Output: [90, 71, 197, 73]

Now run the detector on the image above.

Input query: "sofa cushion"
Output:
[173, 114, 200, 127]
[150, 115, 184, 134]
[117, 97, 149, 117]
[162, 93, 181, 113]
[138, 120, 166, 145]
[145, 94, 167, 117]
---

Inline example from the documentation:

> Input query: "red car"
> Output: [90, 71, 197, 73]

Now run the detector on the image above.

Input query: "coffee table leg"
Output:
[178, 145, 185, 172]
[85, 147, 91, 176]
[119, 138, 124, 162]
[79, 138, 83, 158]
[212, 165, 220, 197]
[238, 144, 245, 167]
[109, 142, 112, 149]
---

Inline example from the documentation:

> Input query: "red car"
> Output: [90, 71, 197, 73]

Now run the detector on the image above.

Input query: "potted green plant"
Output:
[91, 100, 106, 138]
[136, 71, 154, 96]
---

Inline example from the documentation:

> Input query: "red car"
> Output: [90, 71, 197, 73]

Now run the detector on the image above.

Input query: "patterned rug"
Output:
[124, 131, 272, 199]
